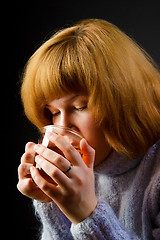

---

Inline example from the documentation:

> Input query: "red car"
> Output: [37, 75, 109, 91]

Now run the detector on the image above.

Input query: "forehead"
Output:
[46, 94, 88, 108]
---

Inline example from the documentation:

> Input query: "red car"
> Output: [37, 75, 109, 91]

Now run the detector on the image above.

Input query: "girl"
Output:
[17, 19, 160, 239]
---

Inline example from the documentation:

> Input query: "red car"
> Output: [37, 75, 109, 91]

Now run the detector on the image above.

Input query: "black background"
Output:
[5, 1, 160, 239]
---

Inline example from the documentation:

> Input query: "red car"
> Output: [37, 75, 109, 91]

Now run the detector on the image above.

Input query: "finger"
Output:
[35, 153, 71, 173]
[34, 144, 71, 170]
[25, 142, 36, 154]
[34, 155, 71, 189]
[30, 166, 62, 199]
[21, 152, 35, 164]
[80, 138, 95, 169]
[17, 177, 36, 196]
[34, 144, 61, 162]
[18, 163, 33, 180]
[45, 132, 82, 165]
[17, 177, 51, 202]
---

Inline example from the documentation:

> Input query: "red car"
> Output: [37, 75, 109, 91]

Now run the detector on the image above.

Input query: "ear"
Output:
[80, 138, 95, 169]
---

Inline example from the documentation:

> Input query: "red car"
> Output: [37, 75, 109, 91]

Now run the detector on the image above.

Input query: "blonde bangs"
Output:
[21, 28, 100, 128]
[34, 42, 89, 100]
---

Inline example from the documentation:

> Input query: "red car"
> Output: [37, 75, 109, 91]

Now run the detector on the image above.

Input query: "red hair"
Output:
[21, 19, 160, 158]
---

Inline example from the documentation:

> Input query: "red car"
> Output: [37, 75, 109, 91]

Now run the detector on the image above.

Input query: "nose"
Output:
[54, 111, 78, 131]
[59, 114, 70, 128]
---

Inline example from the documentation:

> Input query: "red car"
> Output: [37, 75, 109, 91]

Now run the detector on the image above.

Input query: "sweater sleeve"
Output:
[71, 201, 140, 240]
[33, 200, 74, 240]
[142, 170, 160, 240]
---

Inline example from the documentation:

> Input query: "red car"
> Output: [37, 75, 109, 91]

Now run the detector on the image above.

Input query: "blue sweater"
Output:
[33, 140, 160, 240]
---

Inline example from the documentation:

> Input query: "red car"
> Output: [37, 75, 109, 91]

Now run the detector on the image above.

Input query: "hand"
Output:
[30, 132, 97, 225]
[17, 142, 52, 202]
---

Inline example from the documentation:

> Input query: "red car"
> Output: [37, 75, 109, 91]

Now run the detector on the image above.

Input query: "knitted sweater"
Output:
[33, 140, 160, 240]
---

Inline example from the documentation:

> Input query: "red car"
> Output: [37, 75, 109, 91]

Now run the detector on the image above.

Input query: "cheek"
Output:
[79, 114, 111, 165]
[90, 132, 111, 165]
[78, 114, 102, 145]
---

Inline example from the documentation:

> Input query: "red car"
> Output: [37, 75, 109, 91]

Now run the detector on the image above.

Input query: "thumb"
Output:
[80, 138, 95, 169]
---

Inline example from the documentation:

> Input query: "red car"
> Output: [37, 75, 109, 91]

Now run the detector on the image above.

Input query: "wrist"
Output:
[71, 199, 98, 226]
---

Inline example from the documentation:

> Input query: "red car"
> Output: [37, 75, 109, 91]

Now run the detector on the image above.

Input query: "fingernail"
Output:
[35, 155, 42, 162]
[46, 132, 53, 137]
[34, 144, 42, 152]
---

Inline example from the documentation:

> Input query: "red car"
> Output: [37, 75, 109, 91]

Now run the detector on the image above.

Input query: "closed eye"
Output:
[52, 111, 60, 117]
[74, 105, 87, 111]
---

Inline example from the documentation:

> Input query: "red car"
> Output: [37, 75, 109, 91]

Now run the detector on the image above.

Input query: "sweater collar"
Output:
[94, 150, 142, 177]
